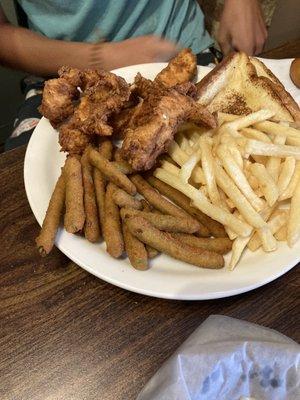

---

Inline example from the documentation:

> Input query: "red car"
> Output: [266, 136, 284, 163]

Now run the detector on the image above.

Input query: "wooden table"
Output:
[1, 49, 300, 400]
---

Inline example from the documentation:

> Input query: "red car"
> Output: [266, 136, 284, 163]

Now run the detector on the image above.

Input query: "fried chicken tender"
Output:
[72, 70, 130, 136]
[40, 67, 131, 154]
[154, 48, 197, 87]
[109, 99, 144, 139]
[40, 67, 82, 126]
[121, 75, 216, 171]
[59, 123, 91, 155]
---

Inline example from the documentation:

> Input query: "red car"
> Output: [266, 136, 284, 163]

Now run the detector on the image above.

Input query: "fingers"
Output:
[254, 23, 268, 55]
[154, 37, 180, 61]
[217, 28, 232, 56]
[217, 0, 268, 56]
[232, 38, 255, 56]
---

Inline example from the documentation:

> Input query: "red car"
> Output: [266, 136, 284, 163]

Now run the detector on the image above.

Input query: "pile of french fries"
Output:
[36, 141, 232, 270]
[154, 109, 300, 269]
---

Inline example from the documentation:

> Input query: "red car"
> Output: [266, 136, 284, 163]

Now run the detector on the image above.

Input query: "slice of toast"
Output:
[196, 52, 300, 122]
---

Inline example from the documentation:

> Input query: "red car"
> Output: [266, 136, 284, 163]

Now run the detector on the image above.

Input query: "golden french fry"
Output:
[247, 173, 260, 191]
[239, 138, 300, 159]
[229, 236, 251, 270]
[176, 132, 193, 155]
[167, 141, 189, 165]
[167, 142, 205, 184]
[250, 163, 279, 206]
[191, 165, 206, 185]
[217, 112, 239, 125]
[154, 168, 252, 237]
[225, 109, 275, 131]
[257, 226, 277, 252]
[179, 149, 201, 183]
[225, 197, 236, 210]
[286, 136, 300, 147]
[265, 134, 286, 182]
[251, 155, 267, 164]
[287, 176, 300, 247]
[277, 157, 296, 195]
[229, 204, 276, 268]
[217, 144, 265, 212]
[228, 143, 244, 169]
[274, 224, 287, 241]
[279, 161, 300, 200]
[199, 136, 221, 205]
[241, 127, 272, 143]
[248, 212, 287, 251]
[160, 160, 181, 176]
[214, 164, 267, 229]
[255, 120, 300, 141]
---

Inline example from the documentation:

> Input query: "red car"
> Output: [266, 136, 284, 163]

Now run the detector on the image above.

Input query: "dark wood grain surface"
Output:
[1, 44, 300, 400]
[261, 39, 300, 59]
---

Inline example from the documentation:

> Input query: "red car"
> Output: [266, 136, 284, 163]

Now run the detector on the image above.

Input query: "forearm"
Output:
[0, 23, 92, 76]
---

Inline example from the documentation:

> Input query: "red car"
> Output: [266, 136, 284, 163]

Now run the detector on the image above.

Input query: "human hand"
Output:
[217, 0, 268, 56]
[92, 35, 179, 71]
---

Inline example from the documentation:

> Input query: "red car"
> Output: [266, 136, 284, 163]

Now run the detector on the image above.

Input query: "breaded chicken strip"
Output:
[40, 67, 82, 126]
[154, 48, 197, 87]
[72, 70, 130, 136]
[121, 74, 216, 171]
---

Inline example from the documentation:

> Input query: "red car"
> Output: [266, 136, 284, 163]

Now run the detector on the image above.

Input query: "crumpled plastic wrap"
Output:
[137, 315, 300, 400]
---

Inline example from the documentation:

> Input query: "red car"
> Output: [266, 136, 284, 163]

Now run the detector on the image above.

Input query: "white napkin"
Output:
[137, 315, 300, 400]
[258, 58, 300, 104]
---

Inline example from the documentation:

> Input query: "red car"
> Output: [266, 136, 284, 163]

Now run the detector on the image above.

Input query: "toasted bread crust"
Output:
[251, 57, 300, 122]
[250, 57, 284, 87]
[196, 52, 238, 104]
[196, 52, 299, 122]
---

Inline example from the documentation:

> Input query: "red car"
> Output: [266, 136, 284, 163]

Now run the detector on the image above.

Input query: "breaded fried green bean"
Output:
[111, 160, 134, 175]
[93, 141, 113, 234]
[64, 156, 85, 233]
[130, 175, 203, 232]
[147, 176, 226, 237]
[36, 172, 65, 256]
[141, 200, 159, 257]
[81, 149, 100, 242]
[89, 148, 136, 195]
[121, 208, 200, 233]
[112, 187, 142, 210]
[171, 233, 232, 254]
[127, 217, 224, 269]
[122, 221, 148, 270]
[103, 183, 124, 258]
[141, 199, 153, 212]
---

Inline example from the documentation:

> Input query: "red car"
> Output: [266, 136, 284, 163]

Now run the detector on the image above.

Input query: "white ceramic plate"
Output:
[24, 62, 300, 300]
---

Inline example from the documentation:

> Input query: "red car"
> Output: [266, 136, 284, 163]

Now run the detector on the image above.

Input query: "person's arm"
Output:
[0, 7, 178, 76]
[217, 0, 268, 56]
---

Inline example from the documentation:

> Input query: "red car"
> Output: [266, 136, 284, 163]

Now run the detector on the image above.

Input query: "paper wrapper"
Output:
[137, 316, 300, 400]
[258, 58, 300, 105]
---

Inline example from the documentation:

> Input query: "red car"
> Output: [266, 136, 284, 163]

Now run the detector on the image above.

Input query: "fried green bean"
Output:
[127, 217, 224, 269]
